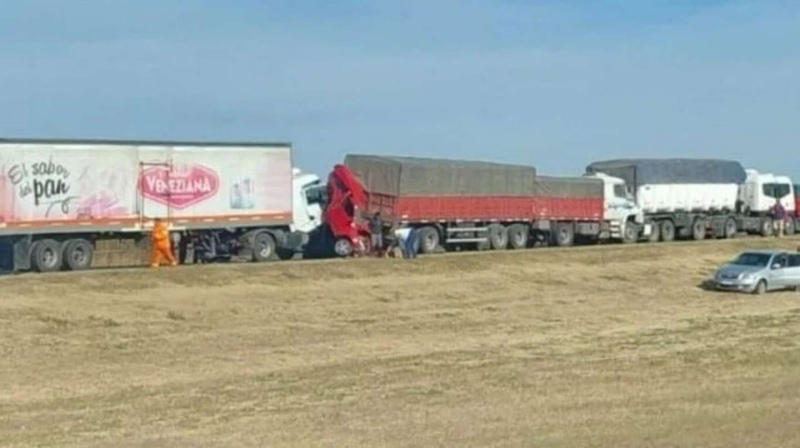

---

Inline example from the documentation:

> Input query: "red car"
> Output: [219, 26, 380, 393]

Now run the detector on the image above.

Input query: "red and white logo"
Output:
[139, 164, 220, 209]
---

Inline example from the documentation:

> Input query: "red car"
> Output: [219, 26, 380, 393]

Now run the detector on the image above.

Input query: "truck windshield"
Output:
[731, 253, 772, 267]
[762, 183, 791, 199]
[304, 184, 328, 206]
[613, 184, 628, 199]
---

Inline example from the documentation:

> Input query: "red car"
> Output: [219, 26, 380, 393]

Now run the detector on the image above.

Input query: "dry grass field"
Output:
[1, 238, 799, 447]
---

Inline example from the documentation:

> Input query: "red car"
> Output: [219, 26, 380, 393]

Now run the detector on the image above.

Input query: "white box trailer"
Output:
[586, 158, 782, 241]
[0, 138, 322, 272]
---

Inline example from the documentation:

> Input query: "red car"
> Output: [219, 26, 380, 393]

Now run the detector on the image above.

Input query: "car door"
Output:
[767, 253, 789, 289]
[785, 254, 800, 287]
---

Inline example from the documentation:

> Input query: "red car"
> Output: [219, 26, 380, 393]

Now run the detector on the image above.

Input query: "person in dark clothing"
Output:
[771, 199, 787, 238]
[369, 212, 384, 255]
[405, 227, 419, 259]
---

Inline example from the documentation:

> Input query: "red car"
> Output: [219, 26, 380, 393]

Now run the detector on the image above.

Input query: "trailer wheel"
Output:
[31, 239, 63, 273]
[724, 218, 738, 239]
[760, 218, 773, 237]
[786, 217, 795, 236]
[488, 224, 508, 250]
[62, 239, 94, 271]
[659, 220, 676, 242]
[507, 224, 528, 250]
[333, 238, 354, 257]
[554, 223, 574, 247]
[691, 219, 706, 241]
[647, 221, 661, 243]
[418, 226, 440, 254]
[251, 232, 276, 262]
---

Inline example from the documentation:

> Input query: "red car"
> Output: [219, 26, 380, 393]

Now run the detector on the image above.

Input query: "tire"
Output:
[647, 221, 661, 243]
[692, 219, 706, 241]
[333, 238, 353, 257]
[276, 248, 295, 260]
[488, 224, 509, 250]
[31, 239, 63, 273]
[506, 224, 528, 250]
[660, 220, 676, 242]
[786, 217, 796, 236]
[62, 239, 94, 271]
[554, 222, 574, 247]
[417, 226, 440, 254]
[760, 218, 773, 237]
[723, 218, 738, 239]
[752, 280, 767, 295]
[251, 232, 276, 262]
[621, 222, 638, 244]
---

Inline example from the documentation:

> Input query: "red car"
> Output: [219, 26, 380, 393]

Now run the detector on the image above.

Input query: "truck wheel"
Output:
[488, 224, 508, 250]
[31, 239, 63, 273]
[276, 248, 295, 260]
[660, 220, 676, 242]
[760, 218, 773, 237]
[251, 232, 276, 262]
[333, 238, 353, 257]
[647, 221, 661, 243]
[692, 219, 706, 241]
[507, 224, 528, 250]
[621, 222, 638, 244]
[554, 223, 574, 247]
[723, 218, 738, 239]
[418, 227, 440, 254]
[786, 217, 796, 236]
[62, 239, 94, 271]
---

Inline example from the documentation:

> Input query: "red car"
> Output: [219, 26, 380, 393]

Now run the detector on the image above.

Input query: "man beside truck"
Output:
[771, 198, 787, 237]
[150, 218, 177, 268]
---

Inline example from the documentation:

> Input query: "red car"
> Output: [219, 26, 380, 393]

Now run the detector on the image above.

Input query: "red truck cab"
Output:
[323, 164, 372, 256]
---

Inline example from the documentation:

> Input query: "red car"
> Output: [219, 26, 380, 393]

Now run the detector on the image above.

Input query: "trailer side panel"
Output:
[0, 142, 293, 234]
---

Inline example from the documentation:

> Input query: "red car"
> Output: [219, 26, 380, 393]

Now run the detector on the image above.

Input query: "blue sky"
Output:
[1, 0, 798, 177]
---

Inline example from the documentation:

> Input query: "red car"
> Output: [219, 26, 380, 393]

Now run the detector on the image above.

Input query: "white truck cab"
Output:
[291, 168, 327, 234]
[739, 169, 795, 216]
[586, 172, 649, 241]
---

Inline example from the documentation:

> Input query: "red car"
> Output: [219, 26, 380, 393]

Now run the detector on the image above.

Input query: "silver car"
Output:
[713, 250, 800, 294]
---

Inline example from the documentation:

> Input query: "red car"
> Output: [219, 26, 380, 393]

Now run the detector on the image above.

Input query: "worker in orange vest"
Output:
[150, 217, 177, 268]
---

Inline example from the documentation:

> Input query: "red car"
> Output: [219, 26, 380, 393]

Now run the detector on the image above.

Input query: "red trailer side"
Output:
[533, 176, 604, 221]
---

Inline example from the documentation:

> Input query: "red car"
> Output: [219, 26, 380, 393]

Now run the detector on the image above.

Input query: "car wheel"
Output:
[753, 280, 767, 295]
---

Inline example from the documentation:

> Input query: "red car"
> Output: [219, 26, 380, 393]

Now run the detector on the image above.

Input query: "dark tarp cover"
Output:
[585, 158, 746, 188]
[344, 155, 538, 196]
[534, 176, 604, 198]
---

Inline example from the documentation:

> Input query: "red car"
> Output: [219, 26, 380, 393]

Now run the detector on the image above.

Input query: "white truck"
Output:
[585, 158, 785, 242]
[0, 138, 325, 273]
[738, 169, 797, 235]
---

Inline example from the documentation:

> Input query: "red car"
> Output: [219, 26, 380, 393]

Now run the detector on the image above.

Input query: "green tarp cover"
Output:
[586, 158, 747, 188]
[344, 155, 538, 197]
[345, 155, 603, 199]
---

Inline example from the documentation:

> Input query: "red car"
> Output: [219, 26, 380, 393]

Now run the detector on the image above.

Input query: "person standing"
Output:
[369, 212, 384, 256]
[151, 218, 177, 268]
[393, 225, 412, 259]
[405, 227, 419, 259]
[771, 198, 786, 238]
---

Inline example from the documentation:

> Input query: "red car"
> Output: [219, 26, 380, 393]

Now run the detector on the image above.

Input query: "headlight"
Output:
[739, 272, 755, 280]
